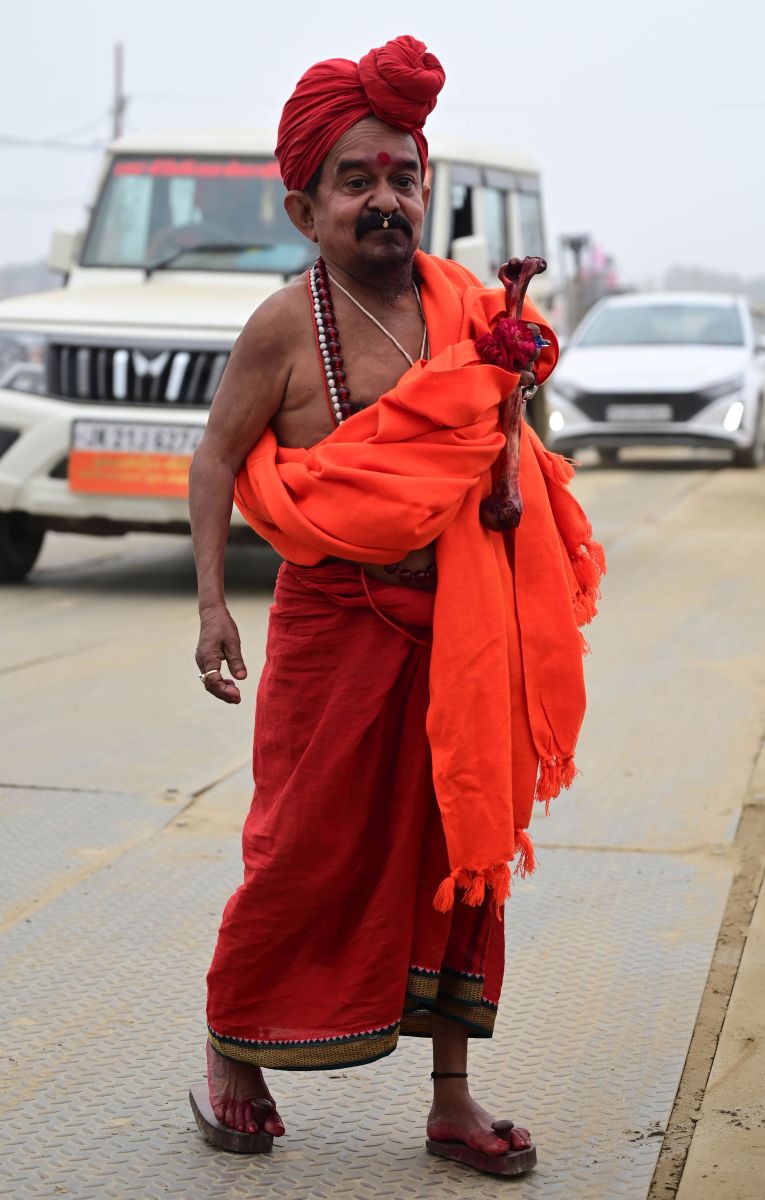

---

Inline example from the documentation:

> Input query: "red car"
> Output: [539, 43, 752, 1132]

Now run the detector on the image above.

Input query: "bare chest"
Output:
[272, 296, 426, 449]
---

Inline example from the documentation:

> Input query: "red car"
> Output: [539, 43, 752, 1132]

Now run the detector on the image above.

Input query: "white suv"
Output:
[0, 129, 549, 581]
[545, 293, 765, 467]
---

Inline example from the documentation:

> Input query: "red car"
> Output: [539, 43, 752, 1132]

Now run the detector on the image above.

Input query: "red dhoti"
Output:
[206, 558, 539, 1070]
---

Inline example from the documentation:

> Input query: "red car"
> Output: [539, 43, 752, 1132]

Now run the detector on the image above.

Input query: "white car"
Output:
[545, 293, 765, 467]
[0, 129, 550, 582]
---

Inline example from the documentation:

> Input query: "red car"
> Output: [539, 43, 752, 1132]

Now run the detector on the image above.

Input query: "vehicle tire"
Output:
[732, 400, 765, 468]
[0, 513, 45, 582]
[597, 447, 620, 466]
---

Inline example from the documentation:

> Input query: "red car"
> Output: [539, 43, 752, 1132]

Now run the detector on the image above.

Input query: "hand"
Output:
[195, 605, 247, 704]
[519, 322, 543, 399]
[521, 322, 543, 371]
[518, 370, 536, 393]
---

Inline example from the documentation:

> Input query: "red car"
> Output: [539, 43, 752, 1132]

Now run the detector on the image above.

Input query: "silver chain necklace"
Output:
[326, 271, 428, 368]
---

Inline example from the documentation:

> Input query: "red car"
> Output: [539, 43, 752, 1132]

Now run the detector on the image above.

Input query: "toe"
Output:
[242, 1101, 258, 1135]
[510, 1126, 532, 1151]
[486, 1133, 514, 1156]
[470, 1129, 511, 1156]
[234, 1101, 250, 1133]
[264, 1109, 285, 1137]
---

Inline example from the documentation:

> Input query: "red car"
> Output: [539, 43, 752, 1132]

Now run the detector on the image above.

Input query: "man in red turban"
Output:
[188, 33, 602, 1178]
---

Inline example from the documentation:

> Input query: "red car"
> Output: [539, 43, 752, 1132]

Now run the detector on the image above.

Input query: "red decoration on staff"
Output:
[477, 256, 547, 531]
[475, 316, 538, 373]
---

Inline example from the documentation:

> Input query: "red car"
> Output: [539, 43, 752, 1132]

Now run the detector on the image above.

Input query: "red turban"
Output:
[275, 35, 445, 192]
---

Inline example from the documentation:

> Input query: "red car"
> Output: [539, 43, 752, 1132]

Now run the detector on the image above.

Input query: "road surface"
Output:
[1, 448, 764, 1199]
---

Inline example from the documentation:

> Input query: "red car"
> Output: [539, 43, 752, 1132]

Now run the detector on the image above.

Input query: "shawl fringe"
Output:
[571, 534, 607, 628]
[535, 755, 579, 814]
[535, 444, 606, 633]
[541, 448, 576, 485]
[513, 827, 537, 879]
[434, 862, 512, 915]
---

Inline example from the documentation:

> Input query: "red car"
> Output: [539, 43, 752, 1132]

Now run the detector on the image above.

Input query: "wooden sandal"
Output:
[426, 1119, 537, 1176]
[189, 1083, 274, 1155]
[426, 1071, 536, 1176]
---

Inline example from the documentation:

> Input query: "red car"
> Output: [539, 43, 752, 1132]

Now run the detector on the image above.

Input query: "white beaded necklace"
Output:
[326, 271, 428, 368]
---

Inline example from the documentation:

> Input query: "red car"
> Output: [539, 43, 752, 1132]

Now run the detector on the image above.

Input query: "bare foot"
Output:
[427, 1081, 532, 1156]
[206, 1041, 285, 1136]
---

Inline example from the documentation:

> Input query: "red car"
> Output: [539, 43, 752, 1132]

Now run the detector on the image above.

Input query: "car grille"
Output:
[45, 343, 231, 407]
[573, 392, 710, 423]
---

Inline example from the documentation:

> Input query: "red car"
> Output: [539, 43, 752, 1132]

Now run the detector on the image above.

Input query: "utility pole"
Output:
[112, 42, 127, 140]
[560, 233, 590, 336]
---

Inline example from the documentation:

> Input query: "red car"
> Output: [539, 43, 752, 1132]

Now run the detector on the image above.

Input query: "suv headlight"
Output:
[0, 332, 48, 395]
[701, 375, 744, 401]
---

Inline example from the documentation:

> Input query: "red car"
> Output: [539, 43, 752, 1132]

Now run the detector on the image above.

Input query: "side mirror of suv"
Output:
[47, 229, 83, 275]
[450, 235, 490, 284]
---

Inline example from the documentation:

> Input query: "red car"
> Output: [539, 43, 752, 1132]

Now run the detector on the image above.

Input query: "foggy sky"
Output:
[2, 0, 763, 286]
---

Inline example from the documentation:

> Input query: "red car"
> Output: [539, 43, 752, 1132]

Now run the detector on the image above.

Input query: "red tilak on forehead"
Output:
[335, 153, 419, 175]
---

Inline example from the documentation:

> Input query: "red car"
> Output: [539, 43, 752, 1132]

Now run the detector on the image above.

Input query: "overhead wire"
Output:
[50, 111, 112, 141]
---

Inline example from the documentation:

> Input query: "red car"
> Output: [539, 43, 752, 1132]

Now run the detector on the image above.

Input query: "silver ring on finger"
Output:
[199, 669, 221, 683]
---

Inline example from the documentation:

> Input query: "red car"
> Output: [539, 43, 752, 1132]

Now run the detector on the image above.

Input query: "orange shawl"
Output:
[234, 252, 604, 910]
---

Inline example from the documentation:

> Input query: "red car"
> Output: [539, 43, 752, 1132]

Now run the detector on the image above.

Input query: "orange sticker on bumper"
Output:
[69, 450, 192, 498]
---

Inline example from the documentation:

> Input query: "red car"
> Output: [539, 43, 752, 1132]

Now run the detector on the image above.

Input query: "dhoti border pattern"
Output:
[402, 964, 498, 1038]
[208, 1019, 401, 1072]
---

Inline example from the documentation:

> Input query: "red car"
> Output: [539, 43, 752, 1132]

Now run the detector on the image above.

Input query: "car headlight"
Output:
[701, 375, 745, 401]
[0, 332, 48, 395]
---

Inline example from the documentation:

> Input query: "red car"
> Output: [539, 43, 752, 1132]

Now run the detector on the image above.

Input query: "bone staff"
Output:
[479, 256, 548, 531]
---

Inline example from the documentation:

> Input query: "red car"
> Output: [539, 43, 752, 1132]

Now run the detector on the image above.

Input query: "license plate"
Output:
[69, 420, 204, 498]
[605, 403, 673, 422]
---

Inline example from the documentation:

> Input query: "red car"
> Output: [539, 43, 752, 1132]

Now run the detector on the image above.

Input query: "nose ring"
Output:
[378, 210, 393, 229]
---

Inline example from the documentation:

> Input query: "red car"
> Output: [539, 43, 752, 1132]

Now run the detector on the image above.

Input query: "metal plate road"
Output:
[0, 797, 730, 1200]
[2, 450, 764, 1200]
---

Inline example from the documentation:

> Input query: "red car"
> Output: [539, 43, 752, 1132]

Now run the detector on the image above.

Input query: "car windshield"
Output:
[80, 154, 314, 275]
[577, 303, 744, 347]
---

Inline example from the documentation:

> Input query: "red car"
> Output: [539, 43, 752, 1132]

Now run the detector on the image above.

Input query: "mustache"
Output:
[355, 210, 413, 240]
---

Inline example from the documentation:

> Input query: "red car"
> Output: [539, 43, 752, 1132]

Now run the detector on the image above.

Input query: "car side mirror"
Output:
[450, 235, 490, 284]
[47, 229, 83, 275]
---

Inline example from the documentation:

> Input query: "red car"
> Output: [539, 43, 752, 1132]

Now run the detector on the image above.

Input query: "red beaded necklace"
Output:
[308, 256, 427, 428]
[308, 257, 352, 425]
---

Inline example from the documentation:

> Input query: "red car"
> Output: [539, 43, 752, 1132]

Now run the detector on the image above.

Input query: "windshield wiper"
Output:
[145, 242, 266, 278]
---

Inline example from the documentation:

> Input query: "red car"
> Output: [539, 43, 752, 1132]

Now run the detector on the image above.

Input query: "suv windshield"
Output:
[80, 154, 313, 275]
[577, 303, 744, 348]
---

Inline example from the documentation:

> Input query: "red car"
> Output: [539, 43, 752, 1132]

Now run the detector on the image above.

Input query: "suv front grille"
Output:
[573, 392, 711, 423]
[46, 343, 231, 407]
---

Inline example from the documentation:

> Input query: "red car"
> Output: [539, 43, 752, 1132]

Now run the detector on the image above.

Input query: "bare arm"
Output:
[190, 293, 291, 703]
